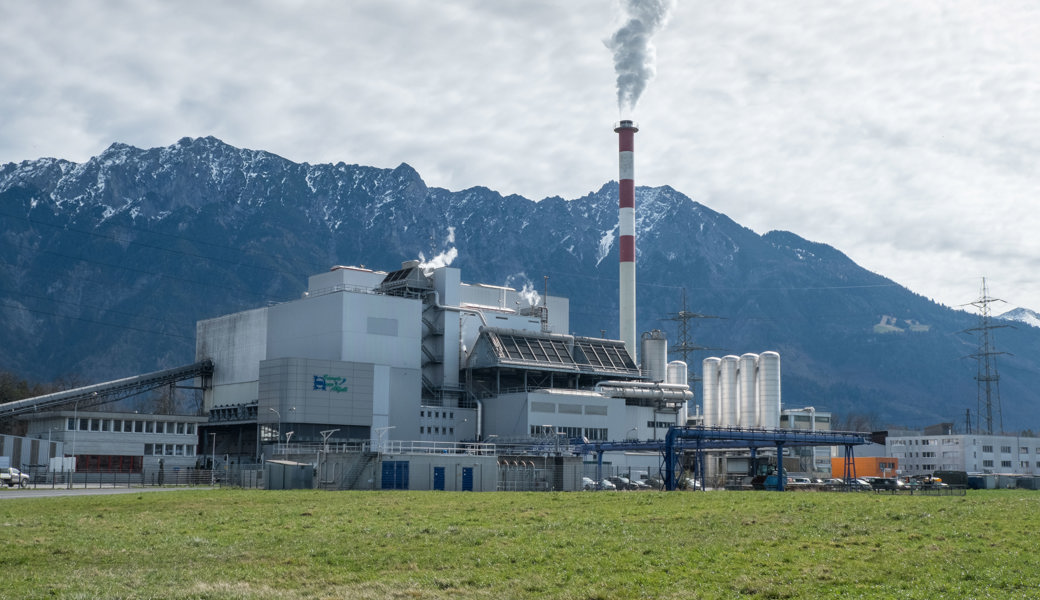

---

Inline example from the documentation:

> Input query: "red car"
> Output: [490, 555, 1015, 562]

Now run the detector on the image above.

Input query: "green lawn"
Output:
[1, 489, 1038, 599]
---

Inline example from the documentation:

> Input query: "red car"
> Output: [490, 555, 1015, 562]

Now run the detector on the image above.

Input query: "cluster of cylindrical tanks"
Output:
[640, 329, 688, 385]
[702, 352, 780, 428]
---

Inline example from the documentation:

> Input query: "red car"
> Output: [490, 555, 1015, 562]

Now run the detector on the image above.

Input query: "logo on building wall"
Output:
[313, 375, 349, 393]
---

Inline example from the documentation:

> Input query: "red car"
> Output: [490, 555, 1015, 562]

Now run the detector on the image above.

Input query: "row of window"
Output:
[144, 443, 197, 457]
[420, 426, 454, 436]
[979, 445, 1035, 454]
[980, 460, 1018, 468]
[527, 426, 608, 441]
[67, 418, 197, 435]
[420, 410, 455, 419]
[894, 439, 1040, 455]
[72, 455, 144, 473]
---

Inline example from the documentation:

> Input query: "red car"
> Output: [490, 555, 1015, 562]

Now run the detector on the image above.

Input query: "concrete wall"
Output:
[266, 290, 421, 370]
[197, 306, 268, 410]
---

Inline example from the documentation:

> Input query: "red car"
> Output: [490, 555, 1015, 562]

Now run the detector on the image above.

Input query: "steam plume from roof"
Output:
[606, 0, 675, 113]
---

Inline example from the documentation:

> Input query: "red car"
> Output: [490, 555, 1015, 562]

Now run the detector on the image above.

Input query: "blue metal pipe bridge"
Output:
[577, 426, 870, 491]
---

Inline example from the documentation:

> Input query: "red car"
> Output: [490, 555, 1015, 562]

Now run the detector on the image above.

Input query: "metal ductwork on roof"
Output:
[377, 259, 433, 297]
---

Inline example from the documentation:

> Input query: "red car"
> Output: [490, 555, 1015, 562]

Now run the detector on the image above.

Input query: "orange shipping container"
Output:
[831, 456, 899, 479]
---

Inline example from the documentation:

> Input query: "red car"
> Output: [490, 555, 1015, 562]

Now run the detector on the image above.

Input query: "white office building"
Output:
[887, 432, 1040, 477]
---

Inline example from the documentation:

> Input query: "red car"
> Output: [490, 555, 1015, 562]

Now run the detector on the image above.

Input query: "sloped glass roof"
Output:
[477, 329, 640, 376]
[572, 338, 638, 372]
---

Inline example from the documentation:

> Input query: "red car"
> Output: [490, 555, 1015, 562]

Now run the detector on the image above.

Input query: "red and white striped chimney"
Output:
[614, 120, 638, 360]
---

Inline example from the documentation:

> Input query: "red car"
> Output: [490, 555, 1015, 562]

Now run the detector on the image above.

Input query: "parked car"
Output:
[787, 476, 813, 487]
[581, 476, 596, 491]
[629, 478, 652, 490]
[597, 479, 617, 491]
[0, 467, 29, 488]
[870, 477, 906, 491]
[608, 476, 634, 490]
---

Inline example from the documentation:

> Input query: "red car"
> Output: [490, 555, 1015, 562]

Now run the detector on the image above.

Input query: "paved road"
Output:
[0, 486, 215, 499]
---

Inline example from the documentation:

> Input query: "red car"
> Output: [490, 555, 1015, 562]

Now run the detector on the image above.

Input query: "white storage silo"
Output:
[666, 360, 687, 386]
[757, 351, 781, 429]
[738, 353, 758, 428]
[719, 355, 739, 427]
[701, 357, 721, 427]
[640, 330, 668, 382]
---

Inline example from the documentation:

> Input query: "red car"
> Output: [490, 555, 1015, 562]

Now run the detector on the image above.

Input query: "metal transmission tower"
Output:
[963, 278, 1009, 435]
[664, 289, 722, 384]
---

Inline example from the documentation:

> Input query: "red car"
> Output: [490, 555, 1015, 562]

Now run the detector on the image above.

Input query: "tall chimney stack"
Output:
[614, 120, 638, 360]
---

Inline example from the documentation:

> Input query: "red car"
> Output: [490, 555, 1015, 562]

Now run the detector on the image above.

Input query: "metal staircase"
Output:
[338, 452, 377, 490]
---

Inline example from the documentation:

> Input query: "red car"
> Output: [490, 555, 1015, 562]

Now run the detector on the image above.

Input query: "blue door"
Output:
[461, 467, 474, 492]
[381, 461, 410, 490]
[433, 467, 445, 491]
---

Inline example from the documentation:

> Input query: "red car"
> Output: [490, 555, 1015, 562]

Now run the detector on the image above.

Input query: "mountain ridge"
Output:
[3, 137, 1039, 430]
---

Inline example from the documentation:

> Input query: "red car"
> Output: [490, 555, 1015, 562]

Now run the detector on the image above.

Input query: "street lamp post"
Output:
[209, 432, 217, 485]
[319, 429, 340, 488]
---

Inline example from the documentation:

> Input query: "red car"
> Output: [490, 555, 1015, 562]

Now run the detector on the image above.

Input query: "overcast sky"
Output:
[3, 1, 1039, 313]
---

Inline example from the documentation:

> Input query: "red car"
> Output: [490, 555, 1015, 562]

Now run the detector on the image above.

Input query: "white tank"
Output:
[640, 330, 668, 382]
[719, 355, 740, 427]
[757, 351, 781, 428]
[738, 353, 758, 428]
[701, 357, 721, 427]
[666, 360, 687, 386]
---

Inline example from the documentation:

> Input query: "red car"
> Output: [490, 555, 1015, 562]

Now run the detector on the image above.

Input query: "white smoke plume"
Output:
[418, 247, 458, 274]
[519, 282, 541, 307]
[606, 0, 675, 114]
[505, 273, 543, 307]
[418, 227, 458, 274]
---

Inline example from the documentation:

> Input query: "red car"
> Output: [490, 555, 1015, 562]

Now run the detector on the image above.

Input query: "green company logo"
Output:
[313, 375, 348, 393]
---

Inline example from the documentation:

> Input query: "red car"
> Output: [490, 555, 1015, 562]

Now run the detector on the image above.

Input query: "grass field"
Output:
[1, 488, 1039, 599]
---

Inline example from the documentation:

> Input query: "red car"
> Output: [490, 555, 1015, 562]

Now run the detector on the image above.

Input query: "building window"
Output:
[983, 460, 994, 467]
[187, 424, 195, 435]
[1001, 446, 1012, 454]
[112, 420, 122, 433]
[982, 445, 993, 453]
[135, 421, 144, 433]
[584, 428, 608, 441]
[101, 419, 111, 432]
[67, 418, 75, 430]
[1001, 460, 1012, 468]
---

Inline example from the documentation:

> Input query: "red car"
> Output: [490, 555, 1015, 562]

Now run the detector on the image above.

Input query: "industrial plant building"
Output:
[198, 259, 693, 487]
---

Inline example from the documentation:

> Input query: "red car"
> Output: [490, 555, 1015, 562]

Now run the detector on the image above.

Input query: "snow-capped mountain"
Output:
[999, 307, 1040, 329]
[3, 137, 1040, 428]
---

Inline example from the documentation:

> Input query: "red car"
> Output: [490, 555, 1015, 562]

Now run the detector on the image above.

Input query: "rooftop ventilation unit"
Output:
[378, 260, 433, 297]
